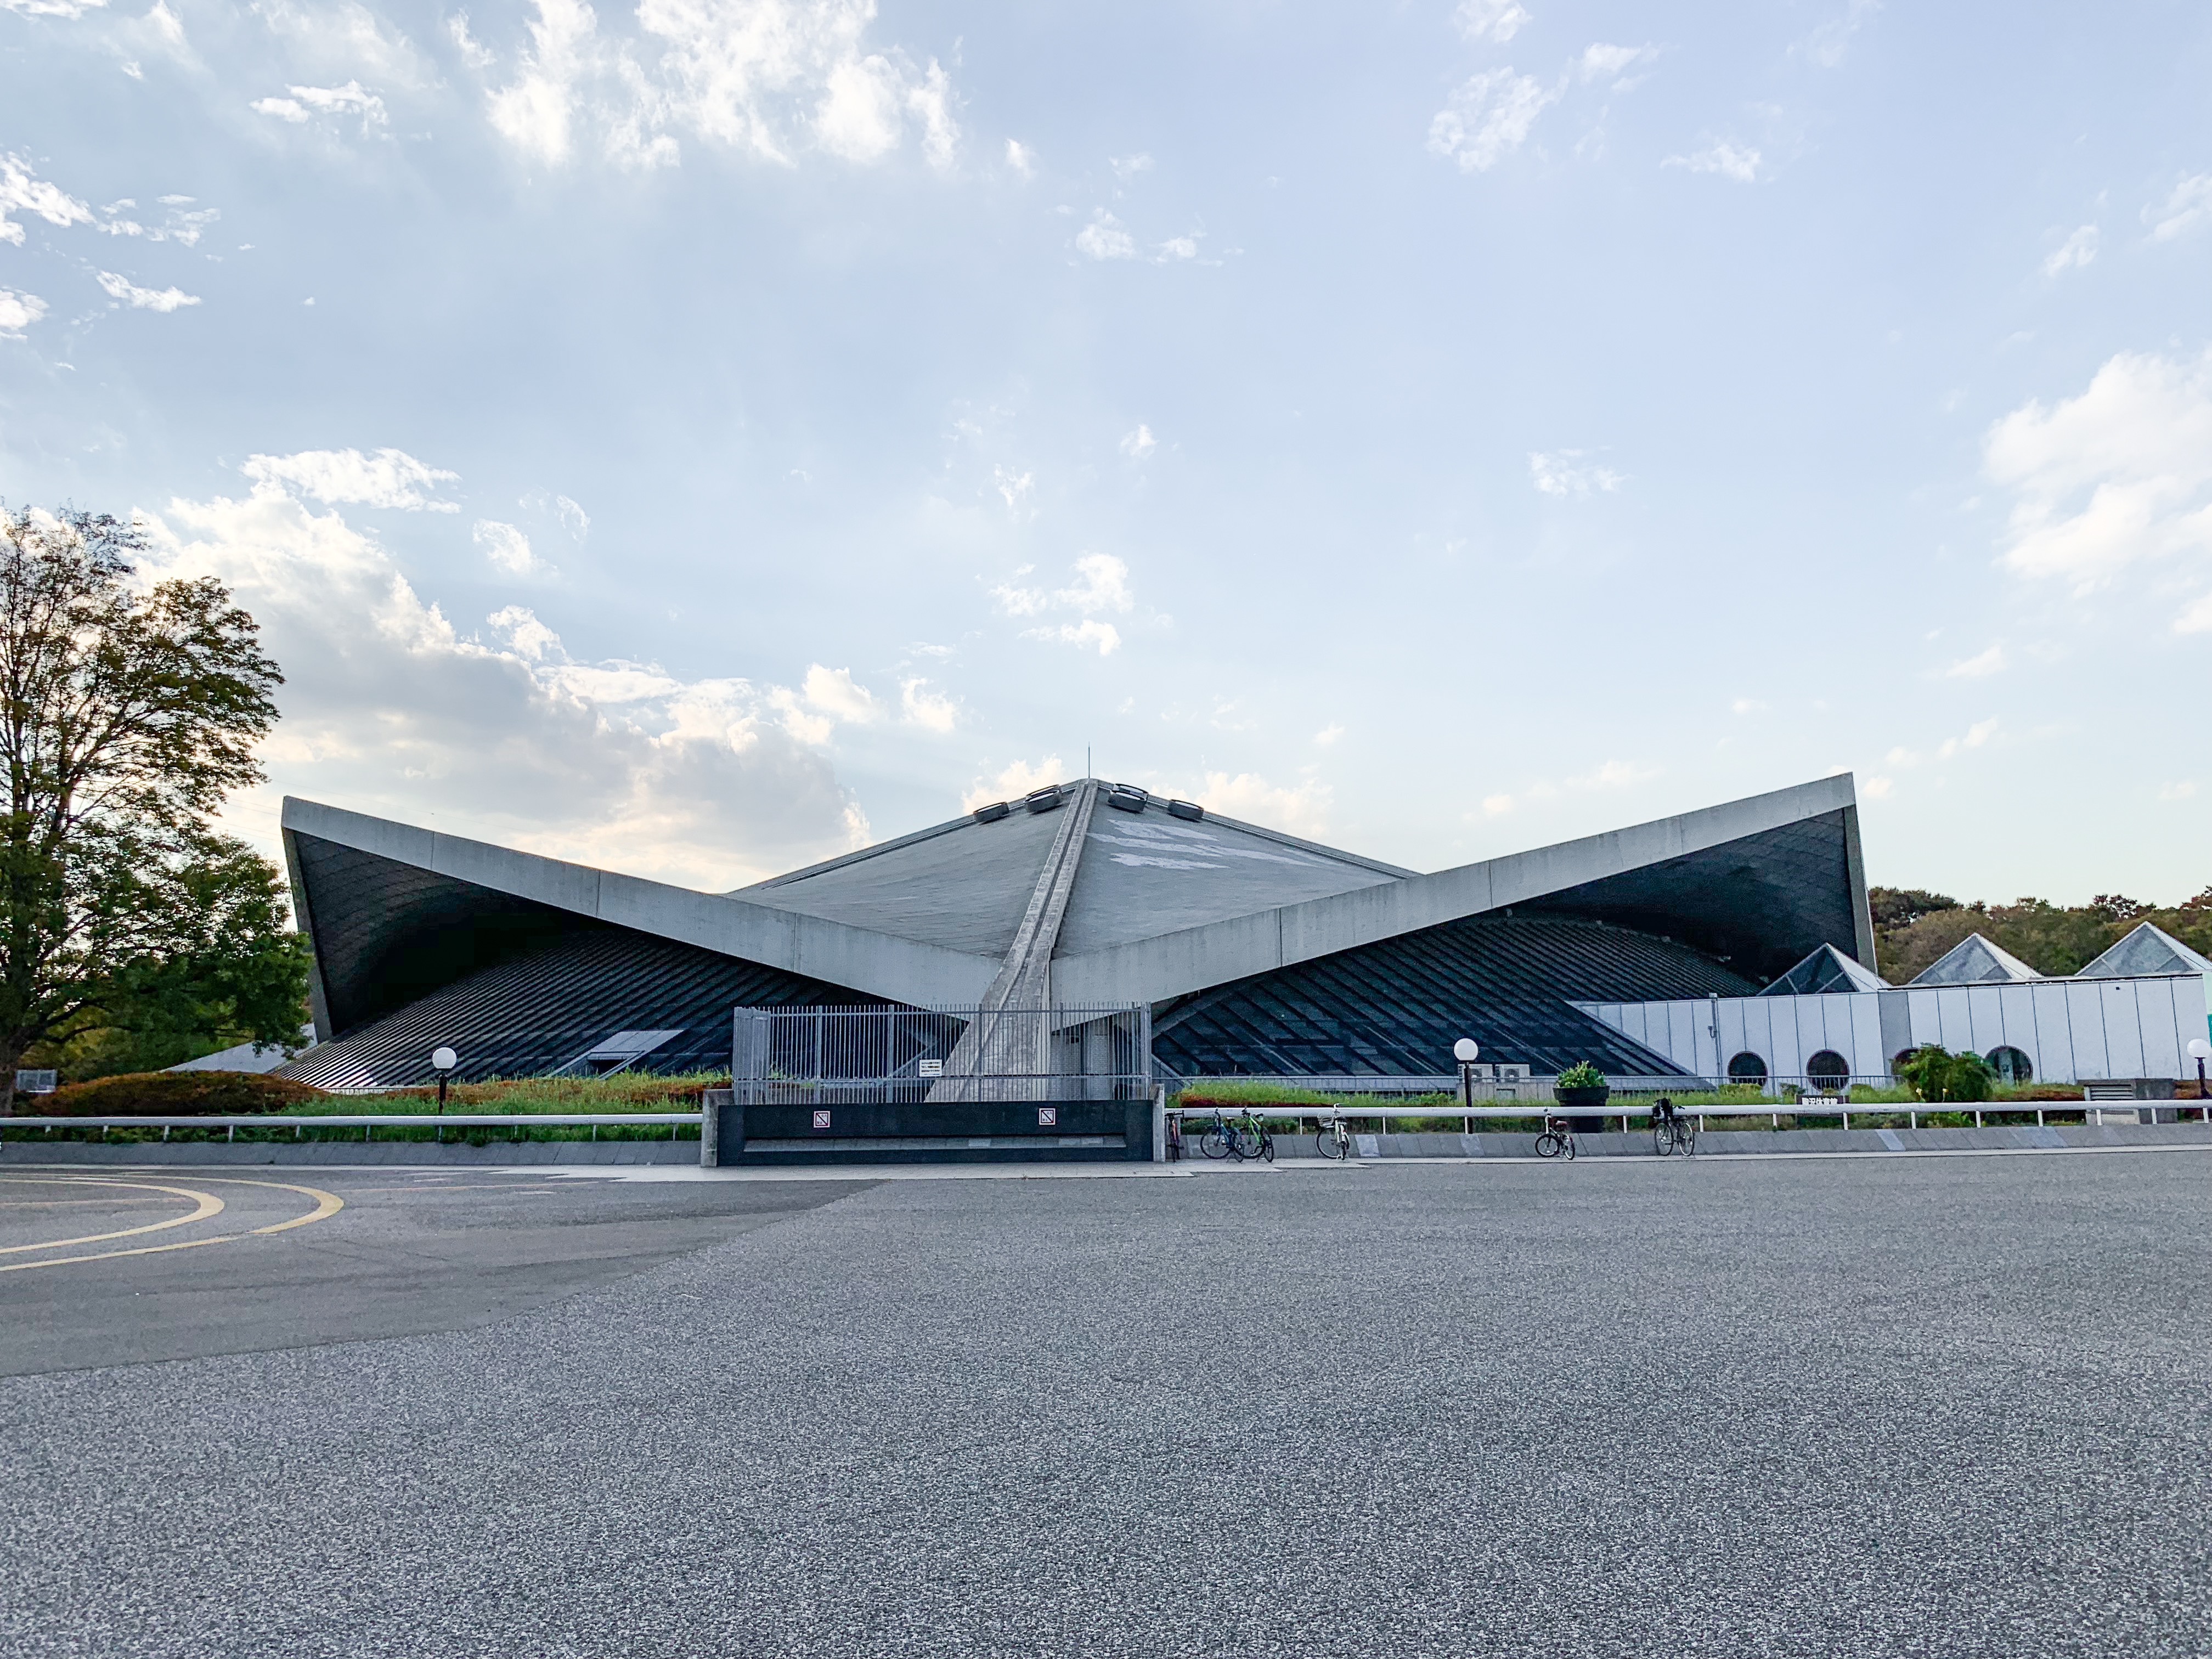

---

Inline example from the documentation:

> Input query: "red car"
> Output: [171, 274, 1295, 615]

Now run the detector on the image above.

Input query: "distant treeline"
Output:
[1870, 886, 2212, 985]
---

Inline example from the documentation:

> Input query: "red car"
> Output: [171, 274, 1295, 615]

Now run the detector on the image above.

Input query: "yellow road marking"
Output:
[0, 1178, 223, 1256]
[0, 1178, 343, 1274]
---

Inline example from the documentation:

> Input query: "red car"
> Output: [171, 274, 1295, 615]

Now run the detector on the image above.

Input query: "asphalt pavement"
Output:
[3, 1150, 2210, 1657]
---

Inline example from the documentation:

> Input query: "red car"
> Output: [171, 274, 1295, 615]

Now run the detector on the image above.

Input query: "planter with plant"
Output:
[1553, 1061, 1610, 1130]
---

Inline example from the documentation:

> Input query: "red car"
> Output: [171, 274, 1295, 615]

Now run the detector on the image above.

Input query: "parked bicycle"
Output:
[1314, 1108, 1351, 1160]
[1650, 1097, 1696, 1158]
[1233, 1106, 1276, 1163]
[1534, 1113, 1578, 1160]
[1197, 1105, 1276, 1162]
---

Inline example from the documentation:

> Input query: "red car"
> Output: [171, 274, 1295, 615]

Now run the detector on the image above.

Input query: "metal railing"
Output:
[0, 1112, 702, 1144]
[1166, 1101, 2212, 1134]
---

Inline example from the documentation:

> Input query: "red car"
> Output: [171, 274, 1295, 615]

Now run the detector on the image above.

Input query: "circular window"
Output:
[1987, 1046, 2033, 1086]
[1805, 1050, 1850, 1091]
[1727, 1051, 1768, 1082]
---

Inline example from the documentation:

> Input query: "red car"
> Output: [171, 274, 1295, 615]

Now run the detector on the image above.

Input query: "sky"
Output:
[3, 0, 2210, 906]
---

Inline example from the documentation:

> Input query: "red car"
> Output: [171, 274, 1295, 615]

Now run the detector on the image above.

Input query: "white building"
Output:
[1576, 923, 2212, 1090]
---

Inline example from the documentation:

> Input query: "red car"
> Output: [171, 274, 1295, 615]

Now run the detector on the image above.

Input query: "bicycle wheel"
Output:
[1536, 1131, 1564, 1159]
[1564, 1133, 1578, 1161]
[1652, 1124, 1671, 1156]
[1259, 1132, 1276, 1164]
[1315, 1130, 1346, 1160]
[1200, 1126, 1234, 1159]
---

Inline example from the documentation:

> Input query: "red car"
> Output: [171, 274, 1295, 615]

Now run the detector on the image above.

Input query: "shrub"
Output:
[1554, 1062, 1607, 1090]
[38, 1070, 327, 1117]
[1896, 1046, 1995, 1104]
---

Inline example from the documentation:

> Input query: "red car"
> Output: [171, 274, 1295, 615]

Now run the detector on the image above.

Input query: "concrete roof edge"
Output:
[278, 798, 1001, 1007]
[1051, 774, 1860, 1006]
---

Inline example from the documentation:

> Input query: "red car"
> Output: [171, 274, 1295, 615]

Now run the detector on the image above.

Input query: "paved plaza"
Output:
[4, 1149, 2210, 1656]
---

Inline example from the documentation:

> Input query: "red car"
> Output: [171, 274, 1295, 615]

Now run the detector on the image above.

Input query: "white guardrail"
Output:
[0, 1112, 704, 1143]
[1169, 1101, 2212, 1131]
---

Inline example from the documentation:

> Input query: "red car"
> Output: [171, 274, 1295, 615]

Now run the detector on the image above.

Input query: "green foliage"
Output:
[0, 509, 294, 1105]
[1554, 1060, 1607, 1090]
[1870, 882, 2212, 983]
[43, 1069, 326, 1116]
[1896, 1045, 1995, 1103]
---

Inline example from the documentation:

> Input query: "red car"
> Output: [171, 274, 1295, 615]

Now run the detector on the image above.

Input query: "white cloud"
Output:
[1005, 138, 1034, 177]
[242, 447, 461, 512]
[1023, 619, 1120, 656]
[1428, 70, 1556, 173]
[139, 488, 865, 889]
[0, 0, 108, 15]
[475, 0, 959, 171]
[2176, 590, 2212, 635]
[1946, 643, 2005, 678]
[1156, 235, 1198, 262]
[899, 676, 956, 732]
[1313, 723, 1344, 746]
[1530, 450, 1625, 496]
[0, 289, 48, 338]
[1192, 771, 1331, 837]
[97, 199, 219, 245]
[2147, 174, 2212, 243]
[1576, 42, 1655, 83]
[94, 270, 200, 312]
[1110, 153, 1153, 180]
[1055, 552, 1132, 613]
[1887, 719, 2000, 768]
[1453, 0, 1529, 44]
[1076, 210, 1137, 260]
[473, 520, 543, 575]
[1801, 0, 1880, 68]
[1984, 347, 2212, 596]
[961, 755, 1063, 812]
[989, 575, 1047, 616]
[2158, 780, 2198, 801]
[1666, 140, 1760, 182]
[993, 466, 1034, 515]
[1730, 697, 1765, 715]
[1481, 758, 1656, 819]
[2042, 224, 2098, 277]
[1861, 776, 1893, 799]
[0, 154, 93, 246]
[1119, 424, 1156, 459]
[797, 663, 878, 724]
[253, 81, 388, 132]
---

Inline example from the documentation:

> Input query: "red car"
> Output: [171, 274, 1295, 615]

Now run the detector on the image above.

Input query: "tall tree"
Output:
[0, 508, 291, 1111]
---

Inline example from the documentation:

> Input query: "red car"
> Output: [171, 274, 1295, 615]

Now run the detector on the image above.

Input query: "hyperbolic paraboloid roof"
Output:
[279, 773, 1872, 1087]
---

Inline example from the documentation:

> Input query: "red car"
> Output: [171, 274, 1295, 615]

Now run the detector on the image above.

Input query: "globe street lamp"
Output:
[431, 1046, 459, 1113]
[1454, 1037, 1481, 1116]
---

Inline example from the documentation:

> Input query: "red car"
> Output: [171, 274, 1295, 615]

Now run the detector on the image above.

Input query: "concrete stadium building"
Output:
[278, 774, 1891, 1092]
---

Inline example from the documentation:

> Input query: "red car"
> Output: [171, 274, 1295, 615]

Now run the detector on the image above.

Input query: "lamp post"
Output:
[431, 1046, 459, 1112]
[2190, 1037, 2211, 1109]
[1454, 1037, 1481, 1122]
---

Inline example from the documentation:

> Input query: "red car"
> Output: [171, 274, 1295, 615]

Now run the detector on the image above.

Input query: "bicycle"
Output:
[1650, 1098, 1696, 1158]
[1314, 1109, 1351, 1160]
[1534, 1113, 1578, 1160]
[1198, 1109, 1238, 1159]
[1231, 1107, 1276, 1163]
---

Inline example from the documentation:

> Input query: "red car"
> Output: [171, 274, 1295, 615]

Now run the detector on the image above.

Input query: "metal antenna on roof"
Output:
[1086, 746, 1091, 780]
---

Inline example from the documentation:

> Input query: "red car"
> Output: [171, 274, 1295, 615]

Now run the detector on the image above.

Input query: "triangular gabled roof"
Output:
[1908, 932, 2042, 986]
[2074, 921, 2212, 979]
[1760, 942, 1886, 996]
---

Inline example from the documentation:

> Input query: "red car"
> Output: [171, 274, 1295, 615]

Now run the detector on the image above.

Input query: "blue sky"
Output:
[3, 0, 2210, 904]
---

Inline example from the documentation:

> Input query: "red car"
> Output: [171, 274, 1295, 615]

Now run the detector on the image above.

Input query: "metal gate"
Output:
[714, 1004, 1155, 1165]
